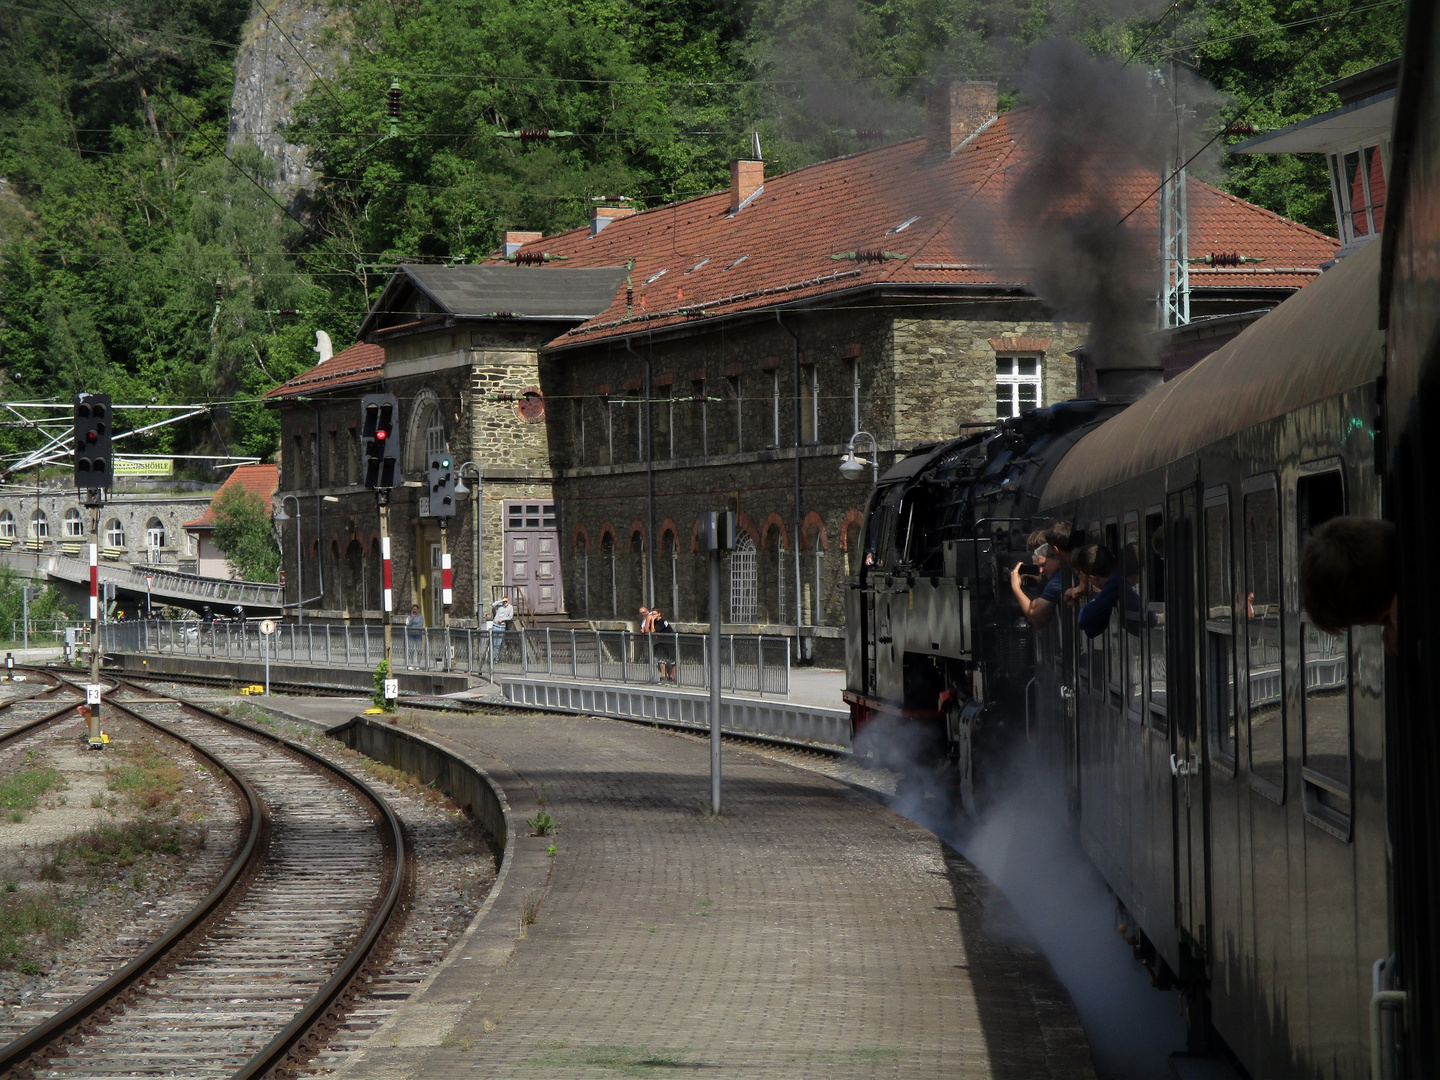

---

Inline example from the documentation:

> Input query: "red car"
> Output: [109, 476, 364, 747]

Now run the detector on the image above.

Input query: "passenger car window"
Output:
[1123, 515, 1142, 719]
[1297, 469, 1351, 827]
[1144, 509, 1167, 734]
[1204, 495, 1236, 767]
[1244, 482, 1284, 798]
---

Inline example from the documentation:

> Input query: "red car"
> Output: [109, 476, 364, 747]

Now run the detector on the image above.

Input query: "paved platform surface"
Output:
[309, 706, 1094, 1079]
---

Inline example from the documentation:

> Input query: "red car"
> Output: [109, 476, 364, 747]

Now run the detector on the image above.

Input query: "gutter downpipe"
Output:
[627, 337, 655, 608]
[775, 310, 802, 657]
[301, 400, 326, 612]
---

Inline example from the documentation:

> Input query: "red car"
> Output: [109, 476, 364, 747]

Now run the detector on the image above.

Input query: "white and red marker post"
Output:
[378, 493, 395, 704]
[87, 535, 103, 745]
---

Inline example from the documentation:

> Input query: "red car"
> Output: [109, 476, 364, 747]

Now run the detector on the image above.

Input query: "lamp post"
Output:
[839, 431, 879, 484]
[454, 462, 482, 629]
[274, 494, 303, 624]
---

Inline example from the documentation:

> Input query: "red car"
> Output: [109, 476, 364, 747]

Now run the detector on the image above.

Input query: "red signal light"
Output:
[376, 429, 387, 440]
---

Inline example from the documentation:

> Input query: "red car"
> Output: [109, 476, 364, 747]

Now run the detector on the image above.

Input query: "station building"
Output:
[268, 82, 1339, 659]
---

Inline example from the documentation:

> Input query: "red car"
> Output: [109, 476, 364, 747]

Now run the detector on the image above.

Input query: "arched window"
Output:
[661, 530, 679, 620]
[407, 392, 446, 473]
[425, 407, 446, 458]
[29, 510, 48, 540]
[730, 533, 757, 623]
[0, 512, 16, 540]
[105, 519, 125, 548]
[63, 508, 83, 538]
[146, 519, 166, 548]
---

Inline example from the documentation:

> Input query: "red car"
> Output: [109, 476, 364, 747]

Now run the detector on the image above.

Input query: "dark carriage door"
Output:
[1167, 487, 1209, 953]
[504, 501, 562, 615]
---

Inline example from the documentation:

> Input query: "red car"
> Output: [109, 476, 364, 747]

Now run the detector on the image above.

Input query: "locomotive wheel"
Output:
[948, 702, 978, 819]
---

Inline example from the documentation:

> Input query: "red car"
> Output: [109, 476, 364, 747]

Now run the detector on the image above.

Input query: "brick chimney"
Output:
[503, 231, 542, 257]
[926, 81, 998, 156]
[590, 205, 636, 237]
[730, 159, 764, 212]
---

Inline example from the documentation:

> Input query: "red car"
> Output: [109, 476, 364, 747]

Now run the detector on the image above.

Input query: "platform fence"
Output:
[99, 621, 790, 696]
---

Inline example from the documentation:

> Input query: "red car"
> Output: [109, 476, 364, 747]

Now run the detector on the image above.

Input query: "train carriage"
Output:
[1037, 240, 1388, 1077]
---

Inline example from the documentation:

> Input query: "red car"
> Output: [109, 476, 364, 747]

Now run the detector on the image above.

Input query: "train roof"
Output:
[1040, 239, 1383, 508]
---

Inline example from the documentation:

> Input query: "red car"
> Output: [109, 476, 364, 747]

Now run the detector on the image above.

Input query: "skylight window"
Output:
[685, 258, 710, 274]
[725, 255, 748, 270]
[886, 215, 920, 235]
[643, 268, 668, 285]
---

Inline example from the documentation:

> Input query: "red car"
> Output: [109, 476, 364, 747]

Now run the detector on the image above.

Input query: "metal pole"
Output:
[22, 587, 28, 652]
[87, 504, 102, 746]
[264, 628, 271, 696]
[440, 518, 452, 670]
[709, 545, 721, 815]
[379, 493, 393, 694]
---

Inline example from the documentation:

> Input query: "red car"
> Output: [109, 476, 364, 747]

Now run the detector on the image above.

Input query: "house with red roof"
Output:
[183, 463, 279, 581]
[267, 81, 1339, 654]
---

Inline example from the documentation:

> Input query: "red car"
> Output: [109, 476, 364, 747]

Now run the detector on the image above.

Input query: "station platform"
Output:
[268, 699, 1096, 1078]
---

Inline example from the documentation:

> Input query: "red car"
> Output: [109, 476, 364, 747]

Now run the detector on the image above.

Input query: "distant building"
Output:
[1231, 59, 1397, 255]
[271, 82, 1341, 661]
[182, 464, 279, 580]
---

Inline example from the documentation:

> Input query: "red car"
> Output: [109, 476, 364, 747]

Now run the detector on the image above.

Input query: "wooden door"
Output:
[504, 501, 563, 615]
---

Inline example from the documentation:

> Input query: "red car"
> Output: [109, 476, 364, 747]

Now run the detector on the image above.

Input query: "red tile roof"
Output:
[263, 341, 384, 400]
[512, 109, 1338, 349]
[183, 463, 279, 529]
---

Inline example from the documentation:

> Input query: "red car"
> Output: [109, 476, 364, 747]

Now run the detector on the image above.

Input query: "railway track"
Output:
[0, 671, 409, 1079]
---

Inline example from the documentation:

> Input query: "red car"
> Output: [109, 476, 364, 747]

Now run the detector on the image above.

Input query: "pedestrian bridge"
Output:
[46, 555, 282, 614]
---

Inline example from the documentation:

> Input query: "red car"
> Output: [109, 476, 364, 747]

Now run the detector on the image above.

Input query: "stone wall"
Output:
[275, 327, 559, 627]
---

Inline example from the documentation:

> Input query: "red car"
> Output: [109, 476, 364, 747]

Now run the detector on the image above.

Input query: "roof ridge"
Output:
[1187, 173, 1340, 245]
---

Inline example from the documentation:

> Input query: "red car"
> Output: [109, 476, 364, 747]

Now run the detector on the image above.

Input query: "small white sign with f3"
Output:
[86, 685, 102, 705]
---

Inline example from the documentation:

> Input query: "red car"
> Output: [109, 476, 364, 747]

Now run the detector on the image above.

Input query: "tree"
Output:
[209, 485, 281, 583]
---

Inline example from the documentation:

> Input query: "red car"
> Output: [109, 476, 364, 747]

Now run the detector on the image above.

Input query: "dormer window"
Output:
[1329, 144, 1387, 244]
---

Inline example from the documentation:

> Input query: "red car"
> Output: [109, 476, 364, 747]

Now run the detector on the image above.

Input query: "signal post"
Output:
[361, 394, 401, 704]
[428, 448, 457, 644]
[73, 393, 112, 747]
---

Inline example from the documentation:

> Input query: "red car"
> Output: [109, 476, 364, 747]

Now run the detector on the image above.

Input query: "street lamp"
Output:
[840, 431, 879, 484]
[454, 461, 482, 629]
[274, 494, 303, 624]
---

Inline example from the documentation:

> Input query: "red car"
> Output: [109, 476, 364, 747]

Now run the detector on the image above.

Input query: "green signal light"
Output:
[441, 458, 451, 468]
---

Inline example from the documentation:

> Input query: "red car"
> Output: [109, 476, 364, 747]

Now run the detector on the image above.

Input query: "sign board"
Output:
[383, 678, 399, 700]
[86, 684, 102, 705]
[113, 459, 174, 477]
[278, 570, 286, 587]
[259, 619, 277, 635]
[418, 496, 431, 518]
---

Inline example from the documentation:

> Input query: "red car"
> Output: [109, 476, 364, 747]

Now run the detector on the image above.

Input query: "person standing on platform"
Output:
[490, 596, 515, 665]
[405, 604, 424, 669]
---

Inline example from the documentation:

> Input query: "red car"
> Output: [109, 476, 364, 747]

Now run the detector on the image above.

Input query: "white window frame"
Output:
[995, 354, 1043, 419]
[63, 508, 84, 538]
[771, 370, 781, 447]
[105, 519, 125, 547]
[29, 511, 47, 539]
[146, 519, 166, 549]
[1328, 141, 1390, 245]
[0, 512, 15, 539]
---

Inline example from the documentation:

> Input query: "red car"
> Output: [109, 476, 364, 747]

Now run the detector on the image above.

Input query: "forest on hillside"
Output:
[0, 0, 1406, 465]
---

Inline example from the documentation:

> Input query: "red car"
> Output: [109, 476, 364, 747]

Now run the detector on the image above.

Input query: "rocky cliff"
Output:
[227, 0, 350, 208]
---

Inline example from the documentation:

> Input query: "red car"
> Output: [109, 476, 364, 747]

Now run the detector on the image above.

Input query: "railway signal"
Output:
[360, 393, 400, 489]
[72, 392, 113, 491]
[427, 452, 456, 518]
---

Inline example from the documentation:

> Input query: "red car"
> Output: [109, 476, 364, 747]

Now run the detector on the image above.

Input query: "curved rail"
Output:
[0, 678, 266, 1076]
[0, 670, 407, 1079]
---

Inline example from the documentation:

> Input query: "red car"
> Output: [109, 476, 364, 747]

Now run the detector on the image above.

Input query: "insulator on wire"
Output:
[1223, 122, 1256, 136]
[514, 250, 547, 266]
[520, 129, 549, 143]
[387, 79, 402, 119]
[855, 249, 887, 263]
[214, 280, 223, 302]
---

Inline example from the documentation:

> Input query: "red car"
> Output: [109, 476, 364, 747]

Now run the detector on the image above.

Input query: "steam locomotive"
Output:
[843, 7, 1440, 1067]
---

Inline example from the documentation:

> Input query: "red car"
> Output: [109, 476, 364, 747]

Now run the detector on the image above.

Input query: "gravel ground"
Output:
[0, 712, 236, 1039]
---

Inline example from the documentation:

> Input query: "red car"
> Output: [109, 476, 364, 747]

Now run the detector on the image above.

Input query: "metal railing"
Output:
[100, 621, 791, 696]
[49, 557, 282, 607]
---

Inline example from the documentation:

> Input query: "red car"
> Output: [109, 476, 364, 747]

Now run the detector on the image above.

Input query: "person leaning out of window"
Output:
[1009, 536, 1065, 629]
[1300, 516, 1398, 656]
